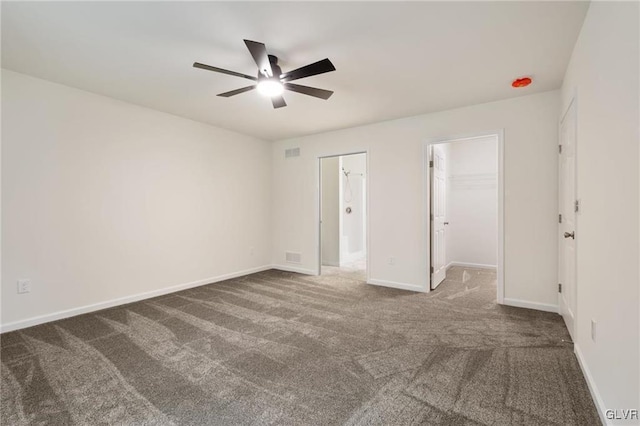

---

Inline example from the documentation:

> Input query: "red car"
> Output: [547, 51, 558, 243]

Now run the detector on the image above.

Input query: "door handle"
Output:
[444, 222, 449, 225]
[564, 231, 575, 239]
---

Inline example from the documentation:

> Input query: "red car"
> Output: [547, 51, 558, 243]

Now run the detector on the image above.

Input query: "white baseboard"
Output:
[502, 297, 558, 313]
[321, 260, 340, 267]
[447, 261, 497, 270]
[367, 278, 426, 293]
[271, 264, 317, 276]
[574, 344, 608, 425]
[0, 265, 273, 333]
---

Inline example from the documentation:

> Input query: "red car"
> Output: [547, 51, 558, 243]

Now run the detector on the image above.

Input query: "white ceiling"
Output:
[2, 2, 588, 141]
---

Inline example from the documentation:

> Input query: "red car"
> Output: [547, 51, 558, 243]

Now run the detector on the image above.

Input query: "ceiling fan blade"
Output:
[284, 83, 333, 100]
[193, 62, 257, 81]
[217, 85, 256, 97]
[280, 58, 336, 82]
[244, 39, 273, 77]
[271, 96, 287, 109]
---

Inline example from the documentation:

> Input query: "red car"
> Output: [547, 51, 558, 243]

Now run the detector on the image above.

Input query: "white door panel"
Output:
[431, 145, 447, 289]
[559, 100, 577, 338]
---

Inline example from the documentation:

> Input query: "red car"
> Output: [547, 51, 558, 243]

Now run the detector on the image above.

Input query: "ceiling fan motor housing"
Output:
[261, 55, 282, 80]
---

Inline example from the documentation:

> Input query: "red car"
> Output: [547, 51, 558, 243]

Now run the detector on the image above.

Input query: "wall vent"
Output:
[285, 251, 301, 264]
[285, 147, 300, 158]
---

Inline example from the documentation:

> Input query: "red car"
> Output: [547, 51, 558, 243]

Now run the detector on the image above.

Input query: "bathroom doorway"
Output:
[319, 153, 367, 279]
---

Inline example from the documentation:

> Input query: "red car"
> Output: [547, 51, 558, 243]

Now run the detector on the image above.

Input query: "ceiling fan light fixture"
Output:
[257, 79, 284, 97]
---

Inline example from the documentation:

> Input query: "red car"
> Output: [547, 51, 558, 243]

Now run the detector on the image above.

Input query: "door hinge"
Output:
[574, 200, 580, 213]
[558, 283, 562, 293]
[430, 266, 434, 273]
[559, 145, 563, 154]
[430, 213, 434, 220]
[559, 214, 562, 224]
[429, 160, 434, 168]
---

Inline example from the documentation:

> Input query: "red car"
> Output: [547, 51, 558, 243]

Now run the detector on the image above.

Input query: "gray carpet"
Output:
[1, 266, 600, 425]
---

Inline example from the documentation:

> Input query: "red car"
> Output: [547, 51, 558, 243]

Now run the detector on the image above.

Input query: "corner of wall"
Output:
[574, 344, 608, 425]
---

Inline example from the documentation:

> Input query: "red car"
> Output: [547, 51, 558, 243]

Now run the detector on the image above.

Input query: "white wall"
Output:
[445, 137, 497, 268]
[560, 2, 639, 422]
[1, 70, 272, 329]
[321, 157, 340, 266]
[271, 90, 560, 307]
[340, 153, 366, 263]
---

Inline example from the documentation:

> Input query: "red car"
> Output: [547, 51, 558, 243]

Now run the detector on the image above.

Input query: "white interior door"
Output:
[431, 145, 447, 289]
[559, 100, 577, 338]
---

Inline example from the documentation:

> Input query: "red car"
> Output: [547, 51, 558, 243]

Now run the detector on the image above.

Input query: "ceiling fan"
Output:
[193, 39, 336, 109]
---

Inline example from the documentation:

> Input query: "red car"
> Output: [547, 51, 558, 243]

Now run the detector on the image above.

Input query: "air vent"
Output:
[285, 251, 301, 264]
[285, 147, 300, 158]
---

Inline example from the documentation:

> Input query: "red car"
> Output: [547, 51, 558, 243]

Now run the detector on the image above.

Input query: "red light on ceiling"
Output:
[512, 77, 532, 88]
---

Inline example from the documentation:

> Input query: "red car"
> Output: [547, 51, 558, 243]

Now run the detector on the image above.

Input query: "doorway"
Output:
[426, 132, 504, 301]
[319, 153, 367, 279]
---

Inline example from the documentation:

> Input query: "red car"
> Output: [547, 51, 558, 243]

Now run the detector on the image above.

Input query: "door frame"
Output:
[423, 130, 505, 302]
[558, 95, 578, 338]
[317, 151, 370, 282]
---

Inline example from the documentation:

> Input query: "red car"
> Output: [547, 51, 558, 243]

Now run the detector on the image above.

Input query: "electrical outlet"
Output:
[17, 279, 31, 294]
[388, 257, 395, 265]
[591, 319, 596, 341]
[250, 247, 255, 256]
